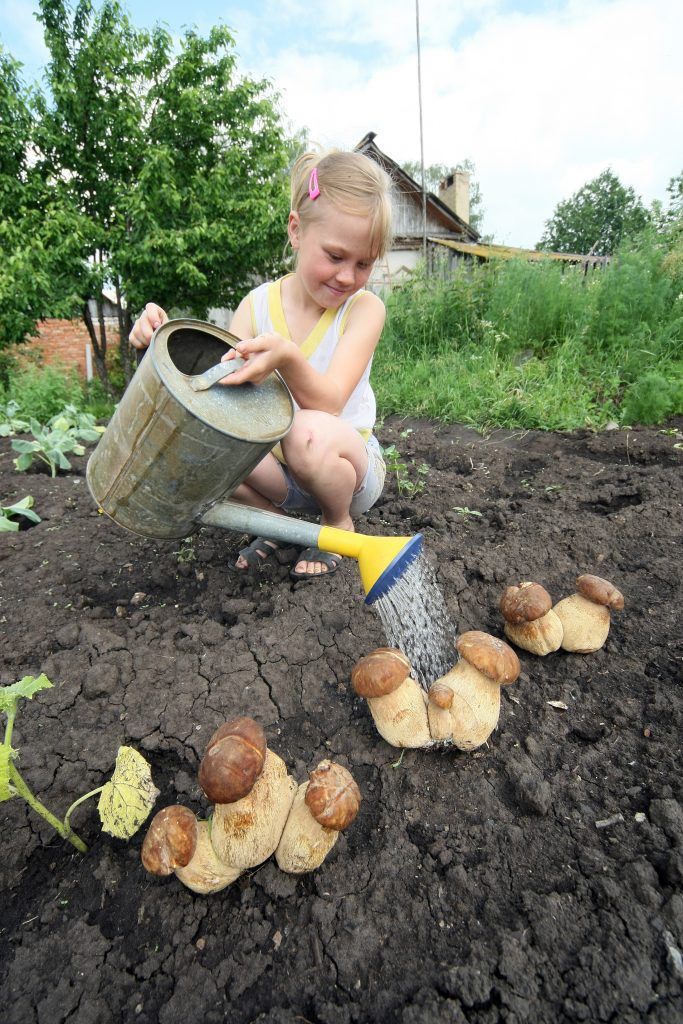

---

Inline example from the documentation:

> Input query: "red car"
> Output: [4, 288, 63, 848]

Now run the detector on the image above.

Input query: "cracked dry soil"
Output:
[1, 416, 682, 1024]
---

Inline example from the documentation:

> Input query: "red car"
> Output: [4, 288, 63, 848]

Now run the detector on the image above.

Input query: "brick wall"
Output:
[22, 318, 121, 378]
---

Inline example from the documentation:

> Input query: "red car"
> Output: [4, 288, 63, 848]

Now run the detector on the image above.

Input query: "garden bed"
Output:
[1, 417, 682, 1023]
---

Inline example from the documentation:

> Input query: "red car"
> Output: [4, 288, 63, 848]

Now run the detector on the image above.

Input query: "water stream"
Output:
[372, 552, 457, 689]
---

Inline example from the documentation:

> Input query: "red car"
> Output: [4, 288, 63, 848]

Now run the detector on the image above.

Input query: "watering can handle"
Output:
[188, 358, 247, 391]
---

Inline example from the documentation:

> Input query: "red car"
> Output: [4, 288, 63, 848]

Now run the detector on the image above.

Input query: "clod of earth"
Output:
[500, 581, 563, 655]
[553, 573, 624, 652]
[427, 631, 521, 750]
[275, 760, 361, 874]
[142, 717, 361, 894]
[351, 648, 431, 748]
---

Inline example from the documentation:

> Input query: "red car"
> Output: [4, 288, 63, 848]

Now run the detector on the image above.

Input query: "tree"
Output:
[27, 0, 293, 388]
[537, 169, 650, 256]
[0, 48, 88, 370]
[401, 159, 485, 234]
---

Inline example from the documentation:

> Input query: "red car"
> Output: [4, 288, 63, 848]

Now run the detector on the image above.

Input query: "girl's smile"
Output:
[288, 199, 377, 311]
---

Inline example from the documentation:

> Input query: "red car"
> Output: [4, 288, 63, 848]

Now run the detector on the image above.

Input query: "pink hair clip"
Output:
[308, 167, 321, 200]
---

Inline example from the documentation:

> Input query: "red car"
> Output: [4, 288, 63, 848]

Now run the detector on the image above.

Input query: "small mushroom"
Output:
[275, 760, 361, 874]
[174, 820, 243, 894]
[429, 631, 520, 750]
[210, 748, 298, 870]
[141, 805, 198, 876]
[198, 716, 267, 804]
[426, 680, 456, 742]
[351, 648, 431, 748]
[500, 582, 563, 655]
[553, 574, 624, 652]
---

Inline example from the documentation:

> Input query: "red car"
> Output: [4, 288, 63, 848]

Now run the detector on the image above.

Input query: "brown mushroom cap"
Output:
[500, 582, 552, 623]
[428, 681, 454, 709]
[455, 630, 521, 686]
[351, 648, 411, 698]
[305, 760, 361, 831]
[141, 805, 198, 876]
[576, 574, 624, 610]
[198, 716, 267, 804]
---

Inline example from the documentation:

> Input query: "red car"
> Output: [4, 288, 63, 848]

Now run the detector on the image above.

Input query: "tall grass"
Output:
[375, 231, 683, 430]
[0, 363, 115, 424]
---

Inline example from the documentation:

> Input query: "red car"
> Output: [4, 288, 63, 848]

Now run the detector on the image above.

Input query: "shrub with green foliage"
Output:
[0, 365, 114, 425]
[620, 373, 683, 425]
[376, 229, 683, 432]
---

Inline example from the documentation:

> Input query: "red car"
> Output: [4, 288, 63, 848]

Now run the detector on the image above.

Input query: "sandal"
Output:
[235, 536, 280, 572]
[290, 547, 342, 581]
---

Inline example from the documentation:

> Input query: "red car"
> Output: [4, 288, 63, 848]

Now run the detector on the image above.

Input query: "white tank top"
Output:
[248, 277, 376, 438]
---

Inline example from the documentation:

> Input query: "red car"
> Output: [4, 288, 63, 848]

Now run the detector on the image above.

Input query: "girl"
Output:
[129, 149, 393, 581]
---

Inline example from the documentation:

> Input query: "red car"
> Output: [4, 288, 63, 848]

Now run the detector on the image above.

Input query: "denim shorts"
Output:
[275, 434, 386, 516]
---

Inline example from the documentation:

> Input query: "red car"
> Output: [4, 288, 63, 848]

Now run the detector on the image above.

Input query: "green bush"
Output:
[619, 372, 683, 425]
[0, 365, 114, 426]
[377, 230, 682, 431]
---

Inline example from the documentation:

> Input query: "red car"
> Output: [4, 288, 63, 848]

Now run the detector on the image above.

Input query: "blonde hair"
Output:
[290, 149, 394, 259]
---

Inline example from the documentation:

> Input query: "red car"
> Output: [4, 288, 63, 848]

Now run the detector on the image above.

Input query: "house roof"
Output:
[355, 132, 479, 243]
[431, 237, 611, 268]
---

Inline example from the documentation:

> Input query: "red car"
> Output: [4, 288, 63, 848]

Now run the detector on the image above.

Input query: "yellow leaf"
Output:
[98, 746, 160, 839]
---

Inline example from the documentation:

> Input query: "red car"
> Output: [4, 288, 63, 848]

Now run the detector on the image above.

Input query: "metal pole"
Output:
[415, 0, 427, 269]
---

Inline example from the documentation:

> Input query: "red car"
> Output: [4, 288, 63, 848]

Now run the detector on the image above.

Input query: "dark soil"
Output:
[1, 417, 682, 1024]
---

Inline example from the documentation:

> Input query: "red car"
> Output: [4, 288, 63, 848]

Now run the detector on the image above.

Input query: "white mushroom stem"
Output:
[210, 749, 298, 870]
[426, 681, 456, 743]
[504, 609, 563, 656]
[367, 676, 432, 748]
[553, 594, 610, 652]
[433, 662, 502, 750]
[174, 820, 242, 895]
[275, 783, 340, 874]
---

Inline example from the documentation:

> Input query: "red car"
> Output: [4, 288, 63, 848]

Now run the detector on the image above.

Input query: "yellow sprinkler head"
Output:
[317, 526, 424, 605]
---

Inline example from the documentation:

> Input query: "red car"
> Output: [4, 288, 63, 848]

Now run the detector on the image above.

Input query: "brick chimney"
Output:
[438, 170, 470, 224]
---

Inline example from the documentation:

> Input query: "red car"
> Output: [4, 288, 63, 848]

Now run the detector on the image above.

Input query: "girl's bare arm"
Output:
[224, 292, 386, 414]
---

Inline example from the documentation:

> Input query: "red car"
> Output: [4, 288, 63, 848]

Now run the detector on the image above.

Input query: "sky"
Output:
[2, 0, 682, 247]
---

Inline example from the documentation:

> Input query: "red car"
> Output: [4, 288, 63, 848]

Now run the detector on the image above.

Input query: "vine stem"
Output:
[8, 762, 87, 853]
[4, 706, 16, 750]
[63, 786, 104, 832]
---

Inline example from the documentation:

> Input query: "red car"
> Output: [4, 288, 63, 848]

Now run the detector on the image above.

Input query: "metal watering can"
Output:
[87, 320, 422, 604]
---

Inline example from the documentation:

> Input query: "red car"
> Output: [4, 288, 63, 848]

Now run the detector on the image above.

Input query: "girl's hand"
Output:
[220, 333, 295, 386]
[129, 303, 168, 349]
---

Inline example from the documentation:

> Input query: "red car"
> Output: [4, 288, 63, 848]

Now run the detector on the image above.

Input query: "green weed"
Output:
[382, 443, 429, 496]
[451, 506, 483, 518]
[377, 231, 683, 431]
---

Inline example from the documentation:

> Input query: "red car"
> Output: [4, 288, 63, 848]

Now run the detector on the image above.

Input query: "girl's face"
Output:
[288, 199, 377, 309]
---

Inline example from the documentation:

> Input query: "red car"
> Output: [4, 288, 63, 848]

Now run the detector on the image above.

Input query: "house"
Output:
[354, 132, 480, 289]
[22, 292, 122, 380]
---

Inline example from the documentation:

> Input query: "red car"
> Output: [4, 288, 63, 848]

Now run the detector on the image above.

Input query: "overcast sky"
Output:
[2, 0, 681, 247]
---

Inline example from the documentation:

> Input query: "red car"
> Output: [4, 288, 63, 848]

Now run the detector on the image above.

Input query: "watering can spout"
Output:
[200, 502, 423, 604]
[317, 526, 423, 604]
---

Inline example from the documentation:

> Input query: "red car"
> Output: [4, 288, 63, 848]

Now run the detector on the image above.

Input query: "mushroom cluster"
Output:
[141, 716, 361, 894]
[499, 575, 624, 655]
[352, 632, 521, 752]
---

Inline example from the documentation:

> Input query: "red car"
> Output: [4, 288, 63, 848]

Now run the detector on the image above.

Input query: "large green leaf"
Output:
[0, 674, 53, 713]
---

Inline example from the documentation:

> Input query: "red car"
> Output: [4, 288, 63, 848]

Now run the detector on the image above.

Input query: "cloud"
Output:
[3, 0, 680, 247]
[251, 0, 683, 246]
